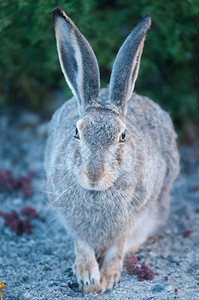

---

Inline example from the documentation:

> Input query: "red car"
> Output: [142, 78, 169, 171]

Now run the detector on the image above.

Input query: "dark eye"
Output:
[75, 127, 80, 139]
[119, 131, 126, 142]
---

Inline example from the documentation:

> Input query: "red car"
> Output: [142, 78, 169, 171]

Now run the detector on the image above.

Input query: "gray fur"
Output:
[109, 14, 151, 114]
[45, 89, 179, 250]
[53, 7, 100, 116]
[45, 8, 180, 293]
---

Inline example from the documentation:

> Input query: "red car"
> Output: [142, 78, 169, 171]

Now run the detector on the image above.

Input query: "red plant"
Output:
[0, 170, 19, 190]
[21, 206, 39, 218]
[125, 256, 154, 281]
[0, 211, 32, 235]
[125, 256, 138, 275]
[0, 170, 34, 197]
[164, 276, 168, 280]
[183, 230, 192, 238]
[19, 172, 35, 197]
[0, 207, 39, 235]
[134, 263, 154, 281]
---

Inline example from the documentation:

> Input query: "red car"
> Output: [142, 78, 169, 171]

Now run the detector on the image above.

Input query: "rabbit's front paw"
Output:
[73, 259, 101, 294]
[100, 265, 121, 294]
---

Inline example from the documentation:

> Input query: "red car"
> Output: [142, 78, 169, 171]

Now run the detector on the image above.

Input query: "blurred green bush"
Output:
[0, 0, 199, 138]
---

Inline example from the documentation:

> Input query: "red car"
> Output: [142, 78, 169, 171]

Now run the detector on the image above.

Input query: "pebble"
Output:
[23, 292, 32, 299]
[168, 255, 180, 264]
[13, 198, 22, 205]
[165, 285, 173, 292]
[59, 282, 68, 287]
[152, 285, 165, 292]
[48, 281, 58, 287]
[67, 282, 79, 292]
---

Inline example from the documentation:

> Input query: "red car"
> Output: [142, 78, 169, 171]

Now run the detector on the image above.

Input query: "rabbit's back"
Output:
[128, 93, 179, 160]
[128, 92, 180, 188]
[128, 92, 180, 222]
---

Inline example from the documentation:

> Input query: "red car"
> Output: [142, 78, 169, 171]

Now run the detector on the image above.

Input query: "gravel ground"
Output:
[0, 110, 199, 300]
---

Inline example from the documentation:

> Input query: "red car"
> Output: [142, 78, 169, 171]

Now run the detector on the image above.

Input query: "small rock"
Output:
[67, 281, 79, 292]
[43, 265, 52, 271]
[22, 275, 29, 282]
[23, 292, 32, 299]
[13, 198, 22, 205]
[60, 282, 67, 287]
[168, 255, 180, 264]
[48, 281, 58, 287]
[165, 285, 173, 292]
[152, 285, 165, 292]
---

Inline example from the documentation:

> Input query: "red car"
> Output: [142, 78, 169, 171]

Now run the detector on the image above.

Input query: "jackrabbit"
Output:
[45, 7, 180, 294]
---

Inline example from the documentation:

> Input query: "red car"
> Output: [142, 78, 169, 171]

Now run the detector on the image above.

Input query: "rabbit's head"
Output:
[72, 108, 129, 190]
[52, 7, 151, 191]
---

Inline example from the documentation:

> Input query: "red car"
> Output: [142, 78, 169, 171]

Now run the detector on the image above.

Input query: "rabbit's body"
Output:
[45, 8, 180, 294]
[45, 89, 179, 251]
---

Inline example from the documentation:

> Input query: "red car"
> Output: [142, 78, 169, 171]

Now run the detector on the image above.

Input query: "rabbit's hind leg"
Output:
[124, 210, 157, 256]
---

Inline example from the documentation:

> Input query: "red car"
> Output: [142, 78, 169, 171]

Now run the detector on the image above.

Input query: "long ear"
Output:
[109, 14, 151, 115]
[52, 7, 100, 115]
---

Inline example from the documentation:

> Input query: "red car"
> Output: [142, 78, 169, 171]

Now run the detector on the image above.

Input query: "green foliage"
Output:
[0, 0, 199, 132]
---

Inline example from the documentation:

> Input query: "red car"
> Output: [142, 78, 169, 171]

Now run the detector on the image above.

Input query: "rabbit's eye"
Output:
[119, 131, 126, 142]
[75, 127, 80, 139]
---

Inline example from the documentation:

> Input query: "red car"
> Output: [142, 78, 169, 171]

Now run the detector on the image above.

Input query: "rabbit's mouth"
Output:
[76, 168, 117, 191]
[79, 181, 112, 191]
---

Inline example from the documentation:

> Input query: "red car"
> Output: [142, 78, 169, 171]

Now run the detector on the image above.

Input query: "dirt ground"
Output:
[0, 110, 199, 300]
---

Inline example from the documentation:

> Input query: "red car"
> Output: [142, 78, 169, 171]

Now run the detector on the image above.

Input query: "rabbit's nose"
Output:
[86, 156, 104, 183]
[86, 172, 100, 183]
[86, 165, 104, 183]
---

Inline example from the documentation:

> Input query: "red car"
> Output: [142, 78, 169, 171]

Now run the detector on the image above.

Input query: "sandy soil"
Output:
[0, 110, 199, 300]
